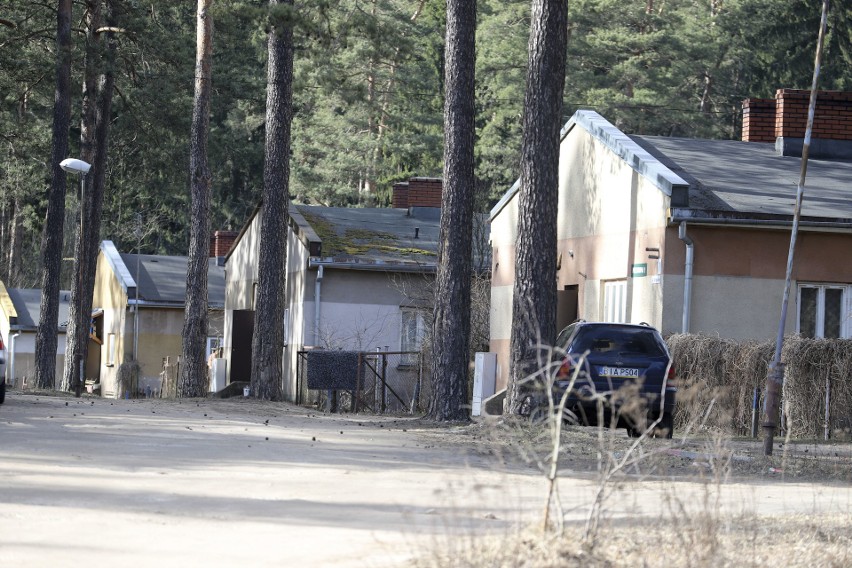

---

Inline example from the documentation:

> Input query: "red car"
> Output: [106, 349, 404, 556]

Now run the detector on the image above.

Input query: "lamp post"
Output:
[60, 157, 92, 398]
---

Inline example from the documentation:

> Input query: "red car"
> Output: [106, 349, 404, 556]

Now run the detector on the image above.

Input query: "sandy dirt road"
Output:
[1, 393, 850, 567]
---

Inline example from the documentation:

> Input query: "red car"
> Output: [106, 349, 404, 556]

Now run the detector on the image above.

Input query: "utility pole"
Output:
[762, 0, 830, 456]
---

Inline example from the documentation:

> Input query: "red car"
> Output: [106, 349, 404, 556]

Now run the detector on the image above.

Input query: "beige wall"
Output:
[662, 225, 852, 339]
[489, 120, 673, 390]
[92, 252, 130, 397]
[223, 207, 312, 400]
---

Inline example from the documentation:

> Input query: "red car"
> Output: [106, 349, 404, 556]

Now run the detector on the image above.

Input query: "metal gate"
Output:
[296, 350, 426, 414]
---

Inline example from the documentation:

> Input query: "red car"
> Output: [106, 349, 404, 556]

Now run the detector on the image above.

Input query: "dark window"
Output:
[571, 327, 666, 357]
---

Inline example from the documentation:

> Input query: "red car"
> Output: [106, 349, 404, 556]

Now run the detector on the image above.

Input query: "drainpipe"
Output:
[678, 221, 694, 334]
[313, 265, 324, 346]
[8, 332, 20, 388]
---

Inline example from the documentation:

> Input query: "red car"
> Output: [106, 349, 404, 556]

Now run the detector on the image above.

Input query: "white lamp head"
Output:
[60, 158, 92, 175]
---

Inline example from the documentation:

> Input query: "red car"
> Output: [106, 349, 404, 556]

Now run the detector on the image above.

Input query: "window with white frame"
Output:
[603, 280, 627, 323]
[206, 336, 223, 360]
[798, 284, 850, 339]
[400, 309, 425, 365]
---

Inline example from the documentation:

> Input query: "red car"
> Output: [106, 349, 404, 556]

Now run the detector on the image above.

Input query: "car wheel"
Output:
[655, 412, 674, 439]
[0, 381, 5, 404]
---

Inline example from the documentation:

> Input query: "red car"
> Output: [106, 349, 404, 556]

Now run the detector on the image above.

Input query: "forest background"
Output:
[1, 0, 851, 289]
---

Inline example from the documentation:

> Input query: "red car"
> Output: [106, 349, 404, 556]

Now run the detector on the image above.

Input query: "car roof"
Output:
[573, 321, 661, 332]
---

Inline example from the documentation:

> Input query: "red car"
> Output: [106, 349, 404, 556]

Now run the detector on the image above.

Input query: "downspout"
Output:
[678, 221, 694, 333]
[313, 265, 324, 346]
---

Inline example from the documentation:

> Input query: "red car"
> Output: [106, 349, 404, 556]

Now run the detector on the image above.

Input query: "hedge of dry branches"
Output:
[666, 334, 852, 439]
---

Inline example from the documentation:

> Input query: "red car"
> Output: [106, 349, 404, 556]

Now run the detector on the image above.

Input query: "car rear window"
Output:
[571, 327, 666, 357]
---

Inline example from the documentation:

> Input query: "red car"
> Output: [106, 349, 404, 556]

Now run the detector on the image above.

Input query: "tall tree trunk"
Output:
[427, 0, 476, 422]
[507, 0, 568, 413]
[63, 0, 101, 394]
[35, 0, 74, 390]
[179, 0, 213, 398]
[250, 0, 295, 401]
[8, 197, 24, 288]
[64, 0, 117, 394]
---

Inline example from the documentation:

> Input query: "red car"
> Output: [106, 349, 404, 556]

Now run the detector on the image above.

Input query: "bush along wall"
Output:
[666, 334, 852, 440]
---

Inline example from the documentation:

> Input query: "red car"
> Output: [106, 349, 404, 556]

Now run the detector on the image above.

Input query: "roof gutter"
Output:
[308, 258, 437, 273]
[670, 208, 852, 232]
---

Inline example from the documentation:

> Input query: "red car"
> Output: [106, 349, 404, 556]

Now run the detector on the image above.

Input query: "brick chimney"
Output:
[392, 181, 409, 209]
[407, 177, 443, 208]
[742, 89, 852, 159]
[741, 98, 776, 143]
[210, 230, 238, 258]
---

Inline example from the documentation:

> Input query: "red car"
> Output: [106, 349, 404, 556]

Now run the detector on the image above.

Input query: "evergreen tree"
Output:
[507, 0, 568, 413]
[427, 0, 476, 422]
[34, 0, 74, 390]
[179, 0, 214, 398]
[250, 0, 295, 401]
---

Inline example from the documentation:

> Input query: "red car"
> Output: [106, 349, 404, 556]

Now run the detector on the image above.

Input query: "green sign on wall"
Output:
[631, 263, 648, 277]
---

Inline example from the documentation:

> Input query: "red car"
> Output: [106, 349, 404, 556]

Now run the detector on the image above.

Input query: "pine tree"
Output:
[34, 0, 74, 390]
[507, 0, 568, 413]
[178, 0, 214, 398]
[250, 0, 295, 401]
[427, 0, 476, 422]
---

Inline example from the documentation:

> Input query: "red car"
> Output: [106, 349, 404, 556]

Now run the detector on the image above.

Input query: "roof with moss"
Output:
[296, 205, 442, 265]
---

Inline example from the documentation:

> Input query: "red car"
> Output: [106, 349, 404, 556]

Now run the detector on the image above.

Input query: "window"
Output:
[798, 284, 850, 339]
[603, 280, 627, 323]
[400, 309, 425, 365]
[106, 333, 117, 367]
[206, 337, 223, 360]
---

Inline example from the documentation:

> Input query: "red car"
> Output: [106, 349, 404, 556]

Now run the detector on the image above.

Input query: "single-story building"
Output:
[0, 281, 70, 388]
[91, 240, 226, 397]
[490, 89, 852, 391]
[224, 177, 490, 404]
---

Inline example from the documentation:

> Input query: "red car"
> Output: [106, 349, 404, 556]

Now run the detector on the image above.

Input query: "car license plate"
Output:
[598, 366, 640, 378]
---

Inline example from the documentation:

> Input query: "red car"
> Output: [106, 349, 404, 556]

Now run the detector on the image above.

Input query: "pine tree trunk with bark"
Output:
[179, 0, 213, 398]
[507, 0, 568, 413]
[63, 0, 117, 394]
[34, 0, 73, 390]
[63, 0, 100, 394]
[427, 0, 476, 422]
[250, 0, 294, 401]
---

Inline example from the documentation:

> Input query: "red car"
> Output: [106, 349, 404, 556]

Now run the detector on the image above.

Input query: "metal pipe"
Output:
[313, 265, 324, 346]
[678, 221, 694, 334]
[8, 332, 21, 388]
[763, 0, 830, 457]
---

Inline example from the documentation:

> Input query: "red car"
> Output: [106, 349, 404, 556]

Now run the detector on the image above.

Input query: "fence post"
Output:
[381, 351, 388, 413]
[751, 387, 760, 438]
[824, 375, 831, 441]
[411, 353, 422, 414]
[353, 352, 362, 413]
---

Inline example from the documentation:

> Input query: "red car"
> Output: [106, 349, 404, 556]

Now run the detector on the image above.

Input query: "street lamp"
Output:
[60, 157, 92, 398]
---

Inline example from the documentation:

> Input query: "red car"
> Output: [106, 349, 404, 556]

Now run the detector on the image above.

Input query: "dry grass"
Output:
[667, 334, 852, 439]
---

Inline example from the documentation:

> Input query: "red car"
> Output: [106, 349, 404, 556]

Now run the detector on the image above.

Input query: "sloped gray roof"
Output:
[296, 205, 440, 264]
[296, 204, 491, 270]
[119, 253, 225, 307]
[631, 135, 852, 219]
[7, 288, 71, 330]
